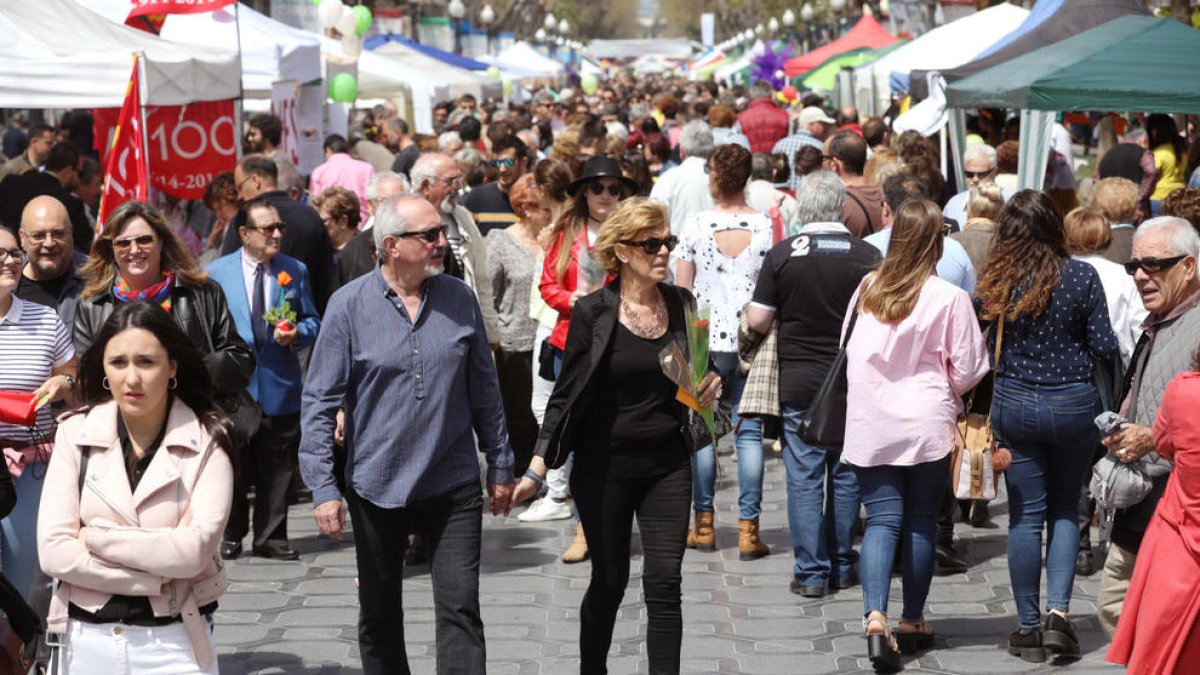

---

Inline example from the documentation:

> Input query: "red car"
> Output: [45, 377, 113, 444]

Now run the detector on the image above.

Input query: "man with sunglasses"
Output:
[459, 135, 529, 237]
[209, 198, 321, 562]
[941, 143, 1014, 231]
[1097, 215, 1200, 636]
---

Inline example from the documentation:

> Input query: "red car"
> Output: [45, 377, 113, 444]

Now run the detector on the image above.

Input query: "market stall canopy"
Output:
[585, 39, 693, 61]
[84, 0, 323, 99]
[365, 36, 502, 101]
[783, 15, 897, 77]
[490, 42, 565, 76]
[854, 2, 1028, 114]
[321, 35, 443, 134]
[798, 42, 904, 93]
[364, 34, 490, 71]
[946, 15, 1200, 113]
[0, 0, 240, 107]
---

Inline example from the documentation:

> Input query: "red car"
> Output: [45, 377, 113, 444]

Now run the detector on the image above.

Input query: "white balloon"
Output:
[342, 33, 363, 59]
[318, 0, 342, 29]
[336, 5, 357, 36]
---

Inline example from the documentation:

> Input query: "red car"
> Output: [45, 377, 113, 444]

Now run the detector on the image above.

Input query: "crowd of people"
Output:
[1, 71, 1200, 674]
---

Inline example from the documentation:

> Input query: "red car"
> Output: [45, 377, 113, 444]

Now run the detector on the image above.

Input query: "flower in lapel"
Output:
[263, 270, 298, 332]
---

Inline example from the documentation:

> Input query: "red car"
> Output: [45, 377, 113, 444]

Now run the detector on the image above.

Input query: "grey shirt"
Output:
[485, 229, 539, 353]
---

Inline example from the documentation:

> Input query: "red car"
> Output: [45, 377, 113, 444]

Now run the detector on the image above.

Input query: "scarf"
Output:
[113, 270, 175, 312]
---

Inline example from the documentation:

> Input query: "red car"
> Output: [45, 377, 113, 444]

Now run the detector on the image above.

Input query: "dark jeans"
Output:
[346, 481, 486, 675]
[226, 412, 299, 548]
[572, 453, 691, 675]
[494, 348, 538, 475]
[993, 377, 1100, 629]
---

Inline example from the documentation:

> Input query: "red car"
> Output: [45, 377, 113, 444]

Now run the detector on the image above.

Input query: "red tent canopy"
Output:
[783, 15, 898, 77]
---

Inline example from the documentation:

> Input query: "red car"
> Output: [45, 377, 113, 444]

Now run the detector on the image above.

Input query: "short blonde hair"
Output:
[594, 197, 668, 275]
[1088, 177, 1138, 224]
[864, 148, 902, 187]
[967, 183, 1004, 222]
[1064, 206, 1112, 255]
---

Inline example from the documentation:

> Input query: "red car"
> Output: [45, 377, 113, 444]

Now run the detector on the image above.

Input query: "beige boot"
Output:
[686, 511, 716, 552]
[738, 518, 770, 561]
[562, 522, 589, 563]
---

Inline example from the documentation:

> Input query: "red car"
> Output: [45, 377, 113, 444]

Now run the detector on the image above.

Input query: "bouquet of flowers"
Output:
[658, 303, 716, 437]
[262, 271, 297, 332]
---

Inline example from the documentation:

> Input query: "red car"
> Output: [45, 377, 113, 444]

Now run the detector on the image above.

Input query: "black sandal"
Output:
[866, 613, 902, 673]
[895, 619, 935, 654]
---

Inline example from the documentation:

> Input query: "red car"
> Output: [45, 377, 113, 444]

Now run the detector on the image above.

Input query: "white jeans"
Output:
[62, 618, 218, 675]
[529, 322, 570, 500]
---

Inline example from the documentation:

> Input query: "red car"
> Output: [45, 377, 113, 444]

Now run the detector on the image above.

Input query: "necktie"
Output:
[252, 263, 268, 348]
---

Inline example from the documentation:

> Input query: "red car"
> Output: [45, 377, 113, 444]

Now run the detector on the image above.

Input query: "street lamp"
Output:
[782, 9, 795, 27]
[755, 23, 764, 36]
[544, 12, 556, 30]
[830, 0, 846, 11]
[448, 0, 466, 55]
[479, 4, 495, 56]
[800, 3, 814, 22]
[535, 27, 546, 42]
[768, 17, 779, 34]
[558, 18, 569, 35]
[742, 28, 753, 41]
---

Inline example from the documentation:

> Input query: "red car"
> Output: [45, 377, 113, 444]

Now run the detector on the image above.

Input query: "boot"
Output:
[738, 518, 770, 561]
[686, 511, 716, 552]
[562, 522, 589, 563]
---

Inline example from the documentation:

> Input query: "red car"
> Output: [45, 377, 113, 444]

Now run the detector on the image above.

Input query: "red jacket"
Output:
[540, 227, 590, 350]
[738, 99, 790, 154]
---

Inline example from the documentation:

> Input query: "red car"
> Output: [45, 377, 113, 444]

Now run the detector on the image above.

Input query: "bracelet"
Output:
[522, 469, 545, 490]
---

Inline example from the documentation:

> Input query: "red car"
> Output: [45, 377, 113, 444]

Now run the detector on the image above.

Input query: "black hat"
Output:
[567, 156, 639, 197]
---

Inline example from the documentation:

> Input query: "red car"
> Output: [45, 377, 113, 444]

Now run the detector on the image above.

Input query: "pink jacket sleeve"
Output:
[945, 289, 990, 398]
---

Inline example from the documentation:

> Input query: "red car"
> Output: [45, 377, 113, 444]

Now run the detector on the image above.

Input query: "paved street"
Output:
[214, 447, 1123, 674]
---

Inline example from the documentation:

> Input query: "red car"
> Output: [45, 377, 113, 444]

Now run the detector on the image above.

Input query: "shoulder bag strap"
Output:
[984, 311, 1006, 427]
[844, 190, 876, 235]
[77, 447, 89, 494]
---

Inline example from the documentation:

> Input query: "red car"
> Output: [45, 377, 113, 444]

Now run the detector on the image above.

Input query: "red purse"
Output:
[0, 392, 37, 427]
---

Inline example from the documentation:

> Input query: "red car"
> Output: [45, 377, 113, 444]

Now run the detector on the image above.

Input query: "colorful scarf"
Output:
[113, 270, 175, 312]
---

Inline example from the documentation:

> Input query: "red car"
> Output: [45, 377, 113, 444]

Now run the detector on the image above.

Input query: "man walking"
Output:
[459, 135, 529, 236]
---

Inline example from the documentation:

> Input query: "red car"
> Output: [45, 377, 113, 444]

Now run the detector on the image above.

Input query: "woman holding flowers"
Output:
[513, 198, 722, 675]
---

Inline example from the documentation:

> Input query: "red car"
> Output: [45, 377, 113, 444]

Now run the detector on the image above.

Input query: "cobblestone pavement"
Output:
[214, 448, 1123, 674]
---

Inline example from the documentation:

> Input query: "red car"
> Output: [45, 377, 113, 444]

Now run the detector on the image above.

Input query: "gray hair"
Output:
[963, 143, 997, 169]
[453, 147, 485, 169]
[1122, 128, 1147, 144]
[372, 194, 429, 250]
[679, 120, 715, 160]
[437, 131, 462, 152]
[794, 170, 846, 227]
[629, 104, 650, 121]
[605, 121, 629, 144]
[1135, 216, 1200, 260]
[409, 153, 448, 192]
[749, 81, 774, 100]
[365, 171, 409, 203]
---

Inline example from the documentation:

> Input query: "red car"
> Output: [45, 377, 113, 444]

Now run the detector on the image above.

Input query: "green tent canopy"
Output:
[797, 42, 905, 93]
[946, 15, 1200, 113]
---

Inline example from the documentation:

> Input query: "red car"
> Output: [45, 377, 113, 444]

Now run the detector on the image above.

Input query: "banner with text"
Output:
[127, 0, 236, 19]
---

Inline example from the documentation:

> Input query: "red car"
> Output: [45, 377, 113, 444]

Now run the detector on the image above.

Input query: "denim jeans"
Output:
[346, 481, 487, 675]
[691, 351, 765, 519]
[854, 456, 950, 620]
[992, 377, 1101, 629]
[1, 465, 48, 599]
[781, 403, 860, 585]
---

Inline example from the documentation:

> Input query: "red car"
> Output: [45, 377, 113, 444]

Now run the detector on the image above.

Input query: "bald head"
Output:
[19, 196, 74, 280]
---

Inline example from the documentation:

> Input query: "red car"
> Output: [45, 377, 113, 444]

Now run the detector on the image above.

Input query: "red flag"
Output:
[98, 58, 149, 226]
[125, 0, 236, 33]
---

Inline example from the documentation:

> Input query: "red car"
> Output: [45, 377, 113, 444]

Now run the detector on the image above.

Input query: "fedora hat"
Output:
[567, 156, 639, 197]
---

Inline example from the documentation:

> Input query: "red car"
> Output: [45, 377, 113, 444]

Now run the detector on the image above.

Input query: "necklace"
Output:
[620, 292, 667, 339]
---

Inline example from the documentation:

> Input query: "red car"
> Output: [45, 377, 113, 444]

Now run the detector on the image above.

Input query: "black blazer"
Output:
[533, 277, 714, 469]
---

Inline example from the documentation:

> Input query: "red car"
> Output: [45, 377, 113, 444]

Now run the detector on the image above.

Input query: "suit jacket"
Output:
[207, 252, 320, 417]
[220, 190, 335, 315]
[533, 278, 713, 469]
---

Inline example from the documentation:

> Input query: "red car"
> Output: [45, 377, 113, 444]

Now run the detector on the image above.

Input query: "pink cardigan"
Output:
[38, 399, 232, 669]
[842, 275, 990, 468]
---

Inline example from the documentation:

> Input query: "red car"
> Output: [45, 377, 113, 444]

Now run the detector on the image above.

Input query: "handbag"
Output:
[682, 406, 734, 454]
[951, 312, 1006, 501]
[0, 572, 38, 675]
[799, 308, 860, 448]
[1090, 453, 1154, 510]
[215, 391, 262, 450]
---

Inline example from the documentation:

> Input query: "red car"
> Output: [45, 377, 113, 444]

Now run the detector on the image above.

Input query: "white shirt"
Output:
[650, 156, 714, 235]
[240, 249, 276, 316]
[746, 179, 797, 231]
[1074, 254, 1147, 362]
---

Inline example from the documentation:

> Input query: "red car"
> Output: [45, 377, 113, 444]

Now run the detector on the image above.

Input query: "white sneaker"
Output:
[518, 497, 573, 522]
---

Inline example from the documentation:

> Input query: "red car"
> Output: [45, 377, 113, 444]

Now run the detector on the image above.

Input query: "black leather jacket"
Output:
[73, 278, 255, 397]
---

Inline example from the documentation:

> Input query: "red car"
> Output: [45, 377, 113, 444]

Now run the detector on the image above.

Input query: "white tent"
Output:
[490, 42, 564, 77]
[84, 0, 322, 99]
[320, 36, 444, 134]
[369, 41, 503, 101]
[854, 3, 1029, 115]
[0, 0, 240, 107]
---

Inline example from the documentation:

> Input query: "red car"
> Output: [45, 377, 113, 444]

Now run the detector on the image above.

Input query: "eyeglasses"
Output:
[112, 234, 156, 250]
[963, 170, 992, 180]
[1124, 254, 1188, 276]
[619, 235, 678, 255]
[437, 175, 464, 188]
[821, 154, 837, 163]
[396, 225, 448, 244]
[237, 174, 258, 191]
[248, 222, 287, 235]
[23, 229, 69, 244]
[0, 248, 26, 263]
[588, 182, 623, 197]
[490, 158, 517, 169]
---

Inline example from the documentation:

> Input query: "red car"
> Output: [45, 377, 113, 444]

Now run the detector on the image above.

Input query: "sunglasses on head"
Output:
[490, 158, 516, 169]
[1124, 254, 1187, 276]
[588, 182, 624, 197]
[620, 235, 678, 255]
[396, 225, 448, 244]
[111, 234, 155, 250]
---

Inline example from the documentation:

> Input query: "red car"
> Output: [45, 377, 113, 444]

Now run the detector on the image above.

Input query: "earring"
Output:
[169, 377, 178, 390]
[102, 377, 110, 390]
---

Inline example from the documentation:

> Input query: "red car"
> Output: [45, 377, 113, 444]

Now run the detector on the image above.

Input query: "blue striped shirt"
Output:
[299, 268, 514, 509]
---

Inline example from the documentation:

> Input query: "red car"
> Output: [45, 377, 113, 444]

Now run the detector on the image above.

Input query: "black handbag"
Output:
[682, 406, 733, 454]
[799, 309, 860, 448]
[215, 391, 262, 450]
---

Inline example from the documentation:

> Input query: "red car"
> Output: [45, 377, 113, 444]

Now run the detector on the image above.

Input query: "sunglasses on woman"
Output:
[1123, 254, 1187, 276]
[588, 182, 623, 197]
[620, 235, 678, 255]
[111, 234, 156, 250]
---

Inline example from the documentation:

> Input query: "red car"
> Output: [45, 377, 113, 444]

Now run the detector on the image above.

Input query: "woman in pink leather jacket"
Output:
[38, 301, 233, 674]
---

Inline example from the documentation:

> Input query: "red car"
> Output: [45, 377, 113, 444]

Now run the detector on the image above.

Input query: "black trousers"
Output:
[226, 412, 299, 547]
[494, 348, 538, 475]
[572, 452, 691, 675]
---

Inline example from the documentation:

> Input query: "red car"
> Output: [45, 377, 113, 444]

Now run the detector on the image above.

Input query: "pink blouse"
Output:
[842, 275, 990, 468]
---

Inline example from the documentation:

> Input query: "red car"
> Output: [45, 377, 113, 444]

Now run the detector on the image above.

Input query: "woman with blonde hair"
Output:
[514, 197, 721, 674]
[950, 183, 1004, 271]
[842, 199, 990, 671]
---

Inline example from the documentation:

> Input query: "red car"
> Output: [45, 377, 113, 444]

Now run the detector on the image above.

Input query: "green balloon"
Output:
[329, 72, 357, 103]
[580, 73, 598, 95]
[502, 77, 513, 97]
[485, 65, 501, 79]
[352, 5, 372, 36]
[312, 0, 321, 5]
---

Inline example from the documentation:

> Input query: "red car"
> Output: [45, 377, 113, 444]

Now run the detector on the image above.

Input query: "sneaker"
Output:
[518, 497, 573, 522]
[1043, 612, 1080, 657]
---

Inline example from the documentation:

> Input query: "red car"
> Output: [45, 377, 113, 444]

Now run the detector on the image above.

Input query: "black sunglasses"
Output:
[111, 234, 156, 250]
[620, 235, 678, 255]
[1124, 254, 1187, 276]
[963, 170, 992, 179]
[396, 225, 448, 244]
[247, 222, 287, 235]
[588, 182, 623, 197]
